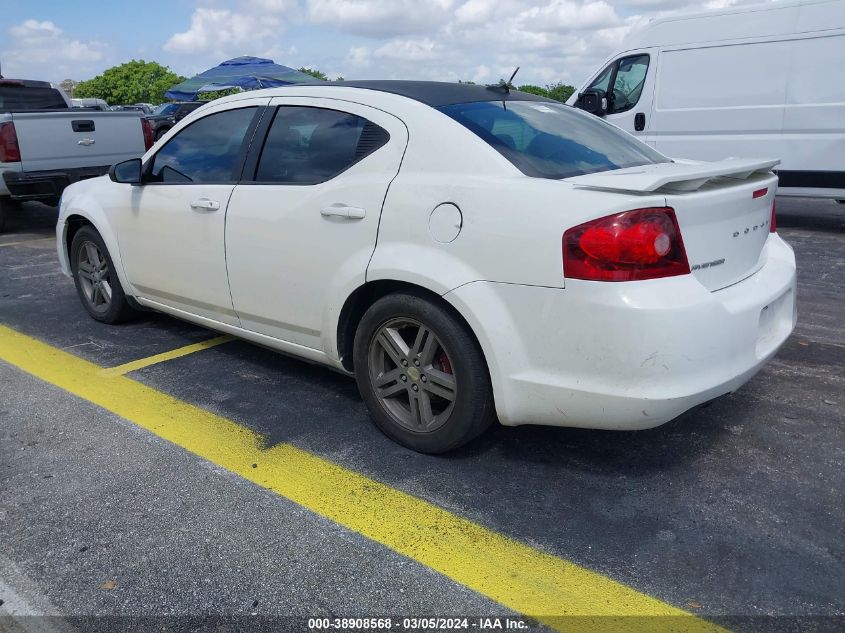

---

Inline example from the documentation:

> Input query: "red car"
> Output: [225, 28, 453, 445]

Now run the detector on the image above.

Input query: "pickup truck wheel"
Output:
[353, 292, 495, 454]
[70, 226, 137, 324]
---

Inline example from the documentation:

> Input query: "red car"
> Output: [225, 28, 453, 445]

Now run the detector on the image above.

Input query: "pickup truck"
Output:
[0, 78, 154, 231]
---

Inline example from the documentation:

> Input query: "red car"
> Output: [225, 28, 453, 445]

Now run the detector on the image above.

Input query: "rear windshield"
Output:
[438, 100, 667, 179]
[154, 103, 180, 116]
[0, 86, 68, 111]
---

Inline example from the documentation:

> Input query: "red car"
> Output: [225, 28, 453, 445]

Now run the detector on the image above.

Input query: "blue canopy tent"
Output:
[164, 56, 320, 101]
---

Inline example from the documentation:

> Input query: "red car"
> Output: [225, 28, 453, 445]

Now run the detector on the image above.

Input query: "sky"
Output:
[0, 0, 765, 89]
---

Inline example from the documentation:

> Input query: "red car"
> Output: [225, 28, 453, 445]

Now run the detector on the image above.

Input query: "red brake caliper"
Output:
[437, 351, 453, 375]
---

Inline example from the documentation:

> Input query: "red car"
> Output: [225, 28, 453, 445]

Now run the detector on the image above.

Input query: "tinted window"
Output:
[154, 103, 179, 116]
[0, 86, 67, 111]
[149, 107, 256, 183]
[438, 100, 667, 180]
[254, 106, 389, 184]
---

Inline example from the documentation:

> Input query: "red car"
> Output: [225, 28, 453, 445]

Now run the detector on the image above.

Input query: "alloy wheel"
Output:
[76, 240, 112, 313]
[368, 317, 457, 433]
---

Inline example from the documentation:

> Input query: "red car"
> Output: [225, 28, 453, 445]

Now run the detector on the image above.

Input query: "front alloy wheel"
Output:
[70, 225, 137, 324]
[76, 240, 113, 314]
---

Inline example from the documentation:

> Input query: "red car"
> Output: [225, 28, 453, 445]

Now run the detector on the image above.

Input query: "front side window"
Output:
[148, 107, 257, 183]
[585, 54, 650, 114]
[253, 106, 389, 184]
[609, 55, 649, 113]
[587, 63, 614, 94]
[439, 100, 667, 180]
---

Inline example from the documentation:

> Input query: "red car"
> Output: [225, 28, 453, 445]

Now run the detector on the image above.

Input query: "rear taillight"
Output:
[770, 200, 777, 233]
[563, 207, 690, 282]
[141, 118, 154, 150]
[0, 121, 21, 162]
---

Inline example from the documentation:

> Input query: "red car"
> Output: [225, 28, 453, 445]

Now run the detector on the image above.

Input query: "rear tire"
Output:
[70, 225, 137, 324]
[353, 292, 495, 453]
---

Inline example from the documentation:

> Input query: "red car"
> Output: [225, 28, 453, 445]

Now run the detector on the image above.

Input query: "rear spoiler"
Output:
[566, 158, 780, 193]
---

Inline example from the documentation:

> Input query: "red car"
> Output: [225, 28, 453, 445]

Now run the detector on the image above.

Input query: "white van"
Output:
[568, 0, 845, 200]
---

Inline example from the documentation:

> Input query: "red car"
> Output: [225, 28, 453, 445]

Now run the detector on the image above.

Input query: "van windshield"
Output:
[438, 100, 667, 179]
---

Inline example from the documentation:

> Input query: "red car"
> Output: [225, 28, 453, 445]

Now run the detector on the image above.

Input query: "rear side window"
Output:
[148, 107, 257, 183]
[254, 106, 389, 184]
[0, 86, 67, 111]
[438, 100, 667, 180]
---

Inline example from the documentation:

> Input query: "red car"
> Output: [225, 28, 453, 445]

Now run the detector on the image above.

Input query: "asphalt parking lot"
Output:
[0, 199, 842, 633]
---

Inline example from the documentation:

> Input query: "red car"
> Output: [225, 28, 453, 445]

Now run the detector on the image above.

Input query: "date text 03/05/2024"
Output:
[307, 617, 529, 630]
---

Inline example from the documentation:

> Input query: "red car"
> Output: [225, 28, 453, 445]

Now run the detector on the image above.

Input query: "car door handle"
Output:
[190, 198, 220, 211]
[320, 204, 366, 220]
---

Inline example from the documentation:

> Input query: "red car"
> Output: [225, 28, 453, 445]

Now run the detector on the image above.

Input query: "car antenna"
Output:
[486, 66, 520, 95]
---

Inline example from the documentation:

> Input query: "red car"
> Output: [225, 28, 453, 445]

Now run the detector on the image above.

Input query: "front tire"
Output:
[353, 292, 495, 453]
[70, 226, 137, 324]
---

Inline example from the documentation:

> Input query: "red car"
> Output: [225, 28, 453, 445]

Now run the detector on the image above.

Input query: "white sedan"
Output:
[56, 81, 797, 453]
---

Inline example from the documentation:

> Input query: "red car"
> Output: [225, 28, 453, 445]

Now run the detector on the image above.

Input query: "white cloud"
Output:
[307, 0, 455, 37]
[518, 0, 621, 32]
[3, 1, 775, 91]
[374, 38, 445, 61]
[346, 46, 372, 67]
[164, 8, 282, 56]
[1, 19, 107, 81]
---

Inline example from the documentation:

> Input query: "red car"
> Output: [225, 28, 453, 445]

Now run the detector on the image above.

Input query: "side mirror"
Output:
[575, 89, 608, 117]
[109, 158, 143, 185]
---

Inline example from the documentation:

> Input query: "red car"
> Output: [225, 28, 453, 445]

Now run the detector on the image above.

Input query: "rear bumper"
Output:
[2, 166, 111, 203]
[446, 234, 797, 430]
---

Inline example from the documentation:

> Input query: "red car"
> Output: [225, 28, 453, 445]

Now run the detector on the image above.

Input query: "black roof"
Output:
[296, 80, 554, 108]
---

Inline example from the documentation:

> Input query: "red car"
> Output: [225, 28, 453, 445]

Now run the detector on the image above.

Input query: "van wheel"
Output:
[70, 226, 137, 324]
[353, 292, 495, 453]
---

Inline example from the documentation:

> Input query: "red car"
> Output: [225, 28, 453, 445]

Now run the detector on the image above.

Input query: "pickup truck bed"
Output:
[0, 79, 152, 231]
[1, 110, 148, 202]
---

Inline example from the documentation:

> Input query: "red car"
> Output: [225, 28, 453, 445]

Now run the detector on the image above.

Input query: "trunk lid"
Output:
[567, 158, 779, 291]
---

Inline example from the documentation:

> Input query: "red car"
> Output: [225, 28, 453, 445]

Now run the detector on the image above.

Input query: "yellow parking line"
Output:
[99, 335, 234, 376]
[0, 237, 54, 248]
[0, 324, 727, 633]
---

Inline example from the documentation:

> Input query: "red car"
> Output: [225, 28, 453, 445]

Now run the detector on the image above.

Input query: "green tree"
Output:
[197, 88, 242, 101]
[75, 60, 185, 105]
[517, 82, 575, 103]
[516, 84, 549, 98]
[298, 67, 328, 81]
[546, 81, 575, 103]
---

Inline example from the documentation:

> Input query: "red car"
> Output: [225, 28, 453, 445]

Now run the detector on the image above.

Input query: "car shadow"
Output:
[0, 201, 58, 237]
[191, 327, 740, 477]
